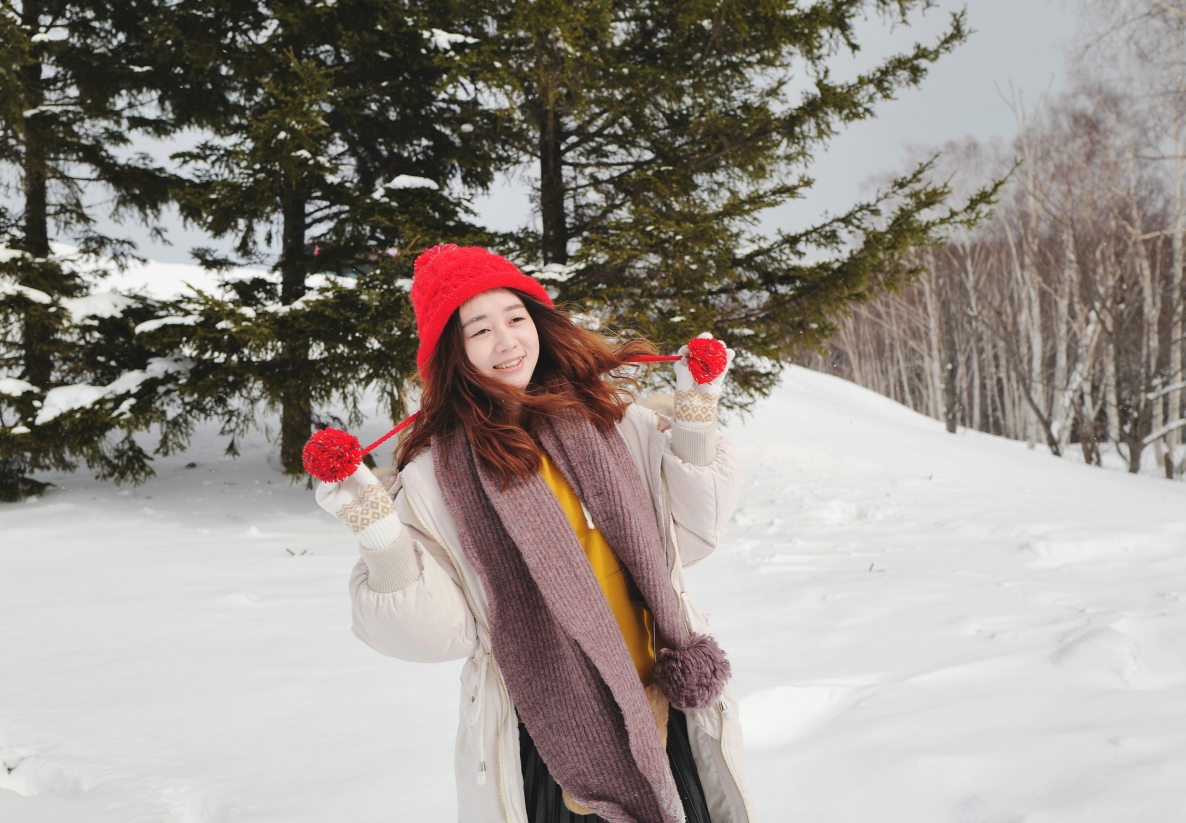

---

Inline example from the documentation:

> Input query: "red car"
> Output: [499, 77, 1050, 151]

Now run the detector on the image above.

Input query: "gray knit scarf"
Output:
[433, 412, 729, 823]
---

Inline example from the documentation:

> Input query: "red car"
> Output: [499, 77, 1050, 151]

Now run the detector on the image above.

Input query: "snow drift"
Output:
[1, 366, 1183, 822]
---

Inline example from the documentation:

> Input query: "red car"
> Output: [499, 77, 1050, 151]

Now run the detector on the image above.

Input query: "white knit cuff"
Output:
[360, 528, 421, 593]
[358, 513, 404, 552]
[671, 423, 717, 467]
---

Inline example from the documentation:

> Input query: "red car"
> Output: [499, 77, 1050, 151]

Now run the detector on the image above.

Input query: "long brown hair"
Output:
[395, 291, 657, 486]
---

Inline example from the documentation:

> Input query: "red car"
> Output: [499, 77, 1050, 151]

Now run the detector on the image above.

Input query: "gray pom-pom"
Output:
[653, 634, 731, 710]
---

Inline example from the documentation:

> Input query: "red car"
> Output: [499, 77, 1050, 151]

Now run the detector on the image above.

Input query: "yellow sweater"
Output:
[538, 453, 656, 684]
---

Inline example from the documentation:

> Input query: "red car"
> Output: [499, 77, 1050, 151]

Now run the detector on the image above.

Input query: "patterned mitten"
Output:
[672, 332, 734, 466]
[316, 464, 419, 592]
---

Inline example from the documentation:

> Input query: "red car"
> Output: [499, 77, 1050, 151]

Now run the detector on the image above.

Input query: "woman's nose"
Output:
[492, 324, 516, 351]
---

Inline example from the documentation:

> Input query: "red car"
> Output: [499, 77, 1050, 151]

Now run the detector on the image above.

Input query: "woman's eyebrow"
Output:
[462, 302, 523, 329]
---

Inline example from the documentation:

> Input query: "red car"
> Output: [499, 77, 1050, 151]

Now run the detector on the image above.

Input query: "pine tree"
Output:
[137, 0, 502, 475]
[457, 0, 993, 406]
[0, 1, 187, 501]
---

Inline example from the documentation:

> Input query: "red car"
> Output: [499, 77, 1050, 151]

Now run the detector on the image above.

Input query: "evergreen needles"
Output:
[1, 0, 182, 501]
[455, 0, 992, 406]
[0, 0, 992, 498]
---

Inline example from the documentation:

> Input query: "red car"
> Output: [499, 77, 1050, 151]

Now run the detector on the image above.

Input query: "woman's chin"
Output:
[488, 370, 533, 390]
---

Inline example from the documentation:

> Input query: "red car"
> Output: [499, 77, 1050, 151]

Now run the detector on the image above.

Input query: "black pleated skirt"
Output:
[519, 708, 712, 823]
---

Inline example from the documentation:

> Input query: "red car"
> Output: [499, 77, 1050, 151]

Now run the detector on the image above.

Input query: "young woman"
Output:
[315, 245, 752, 823]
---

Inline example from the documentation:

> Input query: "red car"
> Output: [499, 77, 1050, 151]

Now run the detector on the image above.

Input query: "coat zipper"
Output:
[404, 480, 513, 823]
[662, 470, 751, 823]
[717, 700, 753, 823]
[660, 472, 693, 637]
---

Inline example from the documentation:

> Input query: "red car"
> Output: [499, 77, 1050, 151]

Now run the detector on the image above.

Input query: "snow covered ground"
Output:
[2, 366, 1184, 822]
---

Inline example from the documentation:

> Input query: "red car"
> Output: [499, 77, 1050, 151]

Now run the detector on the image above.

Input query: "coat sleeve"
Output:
[349, 487, 480, 663]
[629, 404, 740, 568]
[660, 428, 740, 567]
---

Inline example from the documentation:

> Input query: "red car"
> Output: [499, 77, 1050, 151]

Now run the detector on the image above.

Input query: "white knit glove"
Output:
[671, 332, 734, 466]
[315, 464, 405, 550]
[316, 464, 420, 593]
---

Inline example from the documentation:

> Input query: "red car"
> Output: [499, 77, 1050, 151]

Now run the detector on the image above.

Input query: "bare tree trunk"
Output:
[887, 300, 910, 410]
[988, 336, 1004, 435]
[970, 332, 982, 431]
[1023, 264, 1045, 446]
[941, 285, 959, 433]
[1130, 199, 1159, 470]
[889, 299, 913, 409]
[922, 263, 944, 421]
[1014, 96, 1050, 447]
[988, 336, 1007, 437]
[1001, 213, 1046, 446]
[1105, 335, 1121, 445]
[1051, 231, 1074, 448]
[1053, 309, 1103, 448]
[1056, 229, 1099, 454]
[1171, 144, 1185, 444]
[1079, 390, 1101, 466]
[956, 246, 984, 431]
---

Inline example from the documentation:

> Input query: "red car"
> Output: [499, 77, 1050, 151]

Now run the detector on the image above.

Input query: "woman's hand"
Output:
[673, 332, 734, 423]
[671, 333, 734, 466]
[315, 464, 405, 551]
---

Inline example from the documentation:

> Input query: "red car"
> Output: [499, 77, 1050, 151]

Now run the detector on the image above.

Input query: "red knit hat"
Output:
[410, 244, 554, 377]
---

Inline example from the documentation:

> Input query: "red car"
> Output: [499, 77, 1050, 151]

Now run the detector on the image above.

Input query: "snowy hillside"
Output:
[2, 367, 1184, 822]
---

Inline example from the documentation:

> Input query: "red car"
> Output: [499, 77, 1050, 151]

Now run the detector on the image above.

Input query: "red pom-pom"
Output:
[413, 243, 459, 274]
[685, 337, 729, 384]
[302, 428, 363, 483]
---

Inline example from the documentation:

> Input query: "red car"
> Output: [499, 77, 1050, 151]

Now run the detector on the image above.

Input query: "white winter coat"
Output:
[349, 404, 754, 823]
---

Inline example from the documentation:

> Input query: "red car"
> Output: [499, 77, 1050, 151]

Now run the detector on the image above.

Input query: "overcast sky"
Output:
[87, 0, 1079, 266]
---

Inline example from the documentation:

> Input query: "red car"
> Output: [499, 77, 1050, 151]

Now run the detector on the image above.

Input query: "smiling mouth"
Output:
[493, 357, 524, 370]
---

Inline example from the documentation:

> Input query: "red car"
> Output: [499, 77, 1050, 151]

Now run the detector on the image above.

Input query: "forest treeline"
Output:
[0, 0, 990, 499]
[0, 1, 991, 502]
[811, 1, 1186, 479]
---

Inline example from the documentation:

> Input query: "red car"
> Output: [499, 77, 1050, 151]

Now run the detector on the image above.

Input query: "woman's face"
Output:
[458, 288, 539, 389]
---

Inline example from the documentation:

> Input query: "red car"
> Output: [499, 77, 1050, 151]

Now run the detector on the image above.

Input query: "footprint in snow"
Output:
[1052, 625, 1142, 686]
